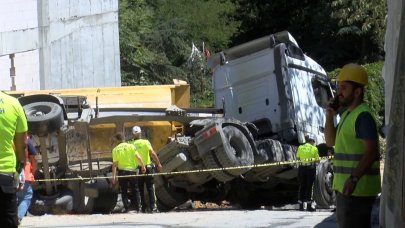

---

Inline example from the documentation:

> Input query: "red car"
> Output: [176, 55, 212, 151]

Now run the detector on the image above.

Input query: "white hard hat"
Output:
[132, 126, 141, 134]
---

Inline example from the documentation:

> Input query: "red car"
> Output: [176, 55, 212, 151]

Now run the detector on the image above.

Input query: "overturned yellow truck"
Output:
[10, 32, 336, 214]
[8, 82, 202, 214]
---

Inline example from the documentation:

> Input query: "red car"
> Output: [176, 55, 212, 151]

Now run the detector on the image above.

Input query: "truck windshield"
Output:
[312, 78, 332, 108]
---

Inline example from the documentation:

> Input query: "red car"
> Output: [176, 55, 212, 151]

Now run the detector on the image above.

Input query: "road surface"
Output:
[21, 208, 338, 228]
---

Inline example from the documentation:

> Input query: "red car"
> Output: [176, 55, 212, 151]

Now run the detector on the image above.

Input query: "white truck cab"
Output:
[209, 31, 334, 145]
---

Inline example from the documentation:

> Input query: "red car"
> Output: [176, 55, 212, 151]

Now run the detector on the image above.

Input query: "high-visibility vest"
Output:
[333, 103, 381, 196]
[297, 143, 319, 165]
[24, 153, 35, 182]
[130, 139, 152, 165]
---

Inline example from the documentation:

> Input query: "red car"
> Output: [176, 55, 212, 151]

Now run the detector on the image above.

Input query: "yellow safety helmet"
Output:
[337, 63, 368, 86]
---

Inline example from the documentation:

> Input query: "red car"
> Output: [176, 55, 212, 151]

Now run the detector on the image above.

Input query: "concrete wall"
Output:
[0, 0, 120, 91]
[380, 0, 405, 227]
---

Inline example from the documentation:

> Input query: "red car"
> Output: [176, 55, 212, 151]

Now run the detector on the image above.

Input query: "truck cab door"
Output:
[288, 64, 333, 144]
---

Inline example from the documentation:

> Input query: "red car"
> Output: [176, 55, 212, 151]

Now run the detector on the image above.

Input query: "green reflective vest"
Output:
[333, 103, 381, 196]
[112, 142, 139, 170]
[297, 143, 319, 164]
[130, 139, 152, 165]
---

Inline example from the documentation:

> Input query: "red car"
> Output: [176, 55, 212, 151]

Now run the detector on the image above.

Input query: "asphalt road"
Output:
[20, 208, 338, 228]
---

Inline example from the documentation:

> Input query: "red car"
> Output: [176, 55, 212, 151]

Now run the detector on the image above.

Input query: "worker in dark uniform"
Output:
[129, 126, 162, 213]
[111, 132, 146, 213]
[297, 135, 319, 211]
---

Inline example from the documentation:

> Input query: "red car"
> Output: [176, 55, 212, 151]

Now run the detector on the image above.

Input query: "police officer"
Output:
[129, 126, 162, 213]
[0, 91, 28, 227]
[111, 132, 146, 213]
[325, 63, 380, 227]
[297, 135, 319, 211]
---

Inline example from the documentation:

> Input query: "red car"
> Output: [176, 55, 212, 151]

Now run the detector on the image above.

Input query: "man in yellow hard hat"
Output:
[324, 63, 380, 227]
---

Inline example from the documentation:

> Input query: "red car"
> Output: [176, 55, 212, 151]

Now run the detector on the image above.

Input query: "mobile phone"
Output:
[330, 96, 339, 111]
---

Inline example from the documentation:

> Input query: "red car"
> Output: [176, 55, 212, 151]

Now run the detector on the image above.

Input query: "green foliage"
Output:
[157, 0, 239, 51]
[119, 0, 158, 85]
[191, 88, 214, 108]
[329, 0, 386, 64]
[119, 0, 387, 112]
[120, 0, 239, 99]
[230, 0, 386, 71]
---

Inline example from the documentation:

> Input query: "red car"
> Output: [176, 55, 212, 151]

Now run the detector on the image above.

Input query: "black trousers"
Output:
[139, 165, 157, 211]
[336, 192, 376, 228]
[0, 174, 18, 228]
[118, 170, 141, 210]
[298, 165, 316, 202]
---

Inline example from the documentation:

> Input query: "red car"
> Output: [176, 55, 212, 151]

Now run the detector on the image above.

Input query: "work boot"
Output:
[299, 203, 304, 211]
[307, 206, 316, 212]
[306, 202, 315, 212]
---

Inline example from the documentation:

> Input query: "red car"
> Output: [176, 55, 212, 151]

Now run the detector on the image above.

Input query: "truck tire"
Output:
[155, 176, 189, 212]
[71, 181, 95, 214]
[28, 189, 74, 215]
[313, 159, 335, 207]
[282, 144, 297, 167]
[201, 150, 237, 182]
[214, 126, 254, 176]
[265, 139, 285, 163]
[92, 177, 118, 214]
[23, 102, 64, 136]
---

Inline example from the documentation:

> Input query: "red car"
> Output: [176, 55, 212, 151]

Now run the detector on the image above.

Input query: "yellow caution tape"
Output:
[34, 156, 333, 182]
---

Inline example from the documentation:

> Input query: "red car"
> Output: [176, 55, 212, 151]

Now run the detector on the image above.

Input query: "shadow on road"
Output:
[314, 212, 337, 228]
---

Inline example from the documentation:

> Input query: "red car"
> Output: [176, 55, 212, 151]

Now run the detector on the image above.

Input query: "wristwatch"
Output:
[349, 175, 359, 184]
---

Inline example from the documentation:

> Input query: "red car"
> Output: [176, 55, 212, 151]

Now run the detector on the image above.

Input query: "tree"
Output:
[119, 0, 240, 106]
[329, 0, 386, 63]
[119, 0, 157, 85]
[230, 0, 386, 70]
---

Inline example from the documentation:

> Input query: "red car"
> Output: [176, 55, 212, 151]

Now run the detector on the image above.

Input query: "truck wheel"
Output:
[282, 144, 297, 167]
[254, 139, 286, 175]
[201, 150, 236, 182]
[155, 176, 189, 212]
[23, 102, 64, 136]
[92, 177, 118, 214]
[214, 126, 254, 176]
[28, 189, 74, 215]
[313, 159, 335, 207]
[71, 181, 95, 214]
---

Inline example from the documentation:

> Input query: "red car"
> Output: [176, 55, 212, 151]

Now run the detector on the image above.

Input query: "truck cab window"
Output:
[286, 44, 305, 61]
[312, 79, 331, 108]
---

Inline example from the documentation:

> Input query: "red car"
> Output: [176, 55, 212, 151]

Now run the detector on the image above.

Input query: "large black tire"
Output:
[282, 144, 297, 167]
[23, 102, 64, 136]
[92, 177, 118, 214]
[201, 150, 237, 182]
[71, 180, 95, 214]
[155, 176, 189, 212]
[313, 159, 335, 207]
[28, 189, 74, 215]
[213, 126, 254, 176]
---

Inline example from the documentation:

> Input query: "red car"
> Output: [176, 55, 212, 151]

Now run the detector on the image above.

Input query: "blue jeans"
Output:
[16, 182, 33, 220]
